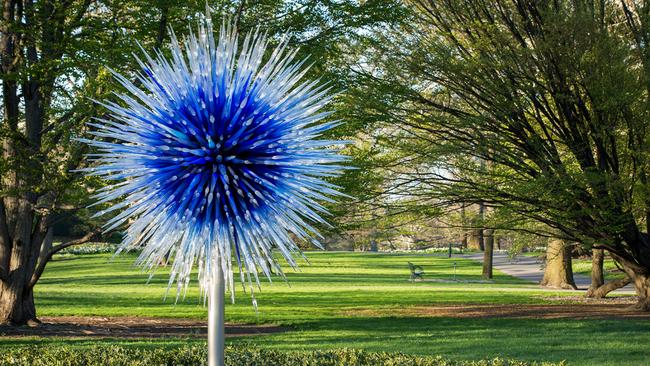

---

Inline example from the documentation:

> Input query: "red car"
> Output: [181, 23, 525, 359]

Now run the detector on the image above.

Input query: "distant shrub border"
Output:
[57, 242, 119, 255]
[0, 345, 564, 366]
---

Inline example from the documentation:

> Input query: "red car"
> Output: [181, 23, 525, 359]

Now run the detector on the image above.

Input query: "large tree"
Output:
[0, 0, 401, 326]
[355, 0, 650, 309]
[0, 0, 198, 326]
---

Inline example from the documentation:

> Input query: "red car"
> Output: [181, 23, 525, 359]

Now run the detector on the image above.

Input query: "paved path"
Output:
[461, 252, 635, 294]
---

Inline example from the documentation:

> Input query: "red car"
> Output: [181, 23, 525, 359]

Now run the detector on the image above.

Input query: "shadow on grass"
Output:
[2, 316, 648, 366]
[250, 315, 650, 366]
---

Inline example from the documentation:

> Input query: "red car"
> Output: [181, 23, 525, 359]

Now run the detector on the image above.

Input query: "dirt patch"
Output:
[539, 295, 638, 305]
[0, 316, 286, 339]
[345, 300, 650, 320]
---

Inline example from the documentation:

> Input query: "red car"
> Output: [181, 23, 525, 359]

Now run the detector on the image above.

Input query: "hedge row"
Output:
[58, 242, 119, 255]
[0, 345, 564, 366]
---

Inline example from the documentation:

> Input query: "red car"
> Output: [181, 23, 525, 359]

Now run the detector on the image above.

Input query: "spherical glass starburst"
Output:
[80, 16, 347, 302]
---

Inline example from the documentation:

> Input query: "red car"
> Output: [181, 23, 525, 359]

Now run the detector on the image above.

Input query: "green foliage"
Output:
[1, 0, 407, 238]
[0, 345, 562, 366]
[351, 0, 650, 275]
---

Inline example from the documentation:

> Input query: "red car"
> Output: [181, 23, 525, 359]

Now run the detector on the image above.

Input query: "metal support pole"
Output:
[208, 265, 225, 366]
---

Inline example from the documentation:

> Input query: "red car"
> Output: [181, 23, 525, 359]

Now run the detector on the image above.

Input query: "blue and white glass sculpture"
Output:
[80, 14, 347, 306]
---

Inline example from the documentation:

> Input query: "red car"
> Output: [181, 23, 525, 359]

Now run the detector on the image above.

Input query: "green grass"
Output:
[5, 251, 648, 365]
[572, 257, 625, 280]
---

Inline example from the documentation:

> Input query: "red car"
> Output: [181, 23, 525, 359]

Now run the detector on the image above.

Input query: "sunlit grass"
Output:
[572, 256, 625, 280]
[8, 251, 647, 365]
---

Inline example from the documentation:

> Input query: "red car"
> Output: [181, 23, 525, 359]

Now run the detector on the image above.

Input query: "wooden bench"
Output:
[408, 262, 424, 281]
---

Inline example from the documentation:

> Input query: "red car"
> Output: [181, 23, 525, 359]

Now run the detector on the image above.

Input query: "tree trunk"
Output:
[477, 202, 485, 251]
[468, 230, 483, 250]
[0, 0, 164, 325]
[482, 229, 494, 279]
[369, 239, 378, 252]
[460, 204, 468, 250]
[540, 239, 577, 289]
[586, 277, 631, 298]
[461, 231, 468, 250]
[612, 254, 650, 311]
[629, 274, 650, 311]
[0, 275, 37, 326]
[586, 248, 605, 297]
[0, 204, 42, 325]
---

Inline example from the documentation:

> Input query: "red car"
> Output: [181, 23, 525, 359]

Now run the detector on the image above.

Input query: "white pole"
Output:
[208, 265, 225, 366]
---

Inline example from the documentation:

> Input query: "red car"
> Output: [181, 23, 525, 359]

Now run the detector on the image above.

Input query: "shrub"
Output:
[58, 242, 119, 255]
[0, 345, 564, 366]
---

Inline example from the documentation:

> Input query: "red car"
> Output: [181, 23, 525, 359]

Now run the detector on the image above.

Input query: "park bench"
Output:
[408, 262, 424, 281]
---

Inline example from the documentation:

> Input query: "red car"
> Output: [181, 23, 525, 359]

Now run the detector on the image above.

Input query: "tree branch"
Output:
[155, 2, 169, 49]
[587, 276, 632, 298]
[27, 228, 101, 289]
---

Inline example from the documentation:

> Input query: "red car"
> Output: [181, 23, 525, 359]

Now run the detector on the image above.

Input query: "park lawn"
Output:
[572, 256, 626, 280]
[32, 251, 541, 323]
[2, 251, 646, 365]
